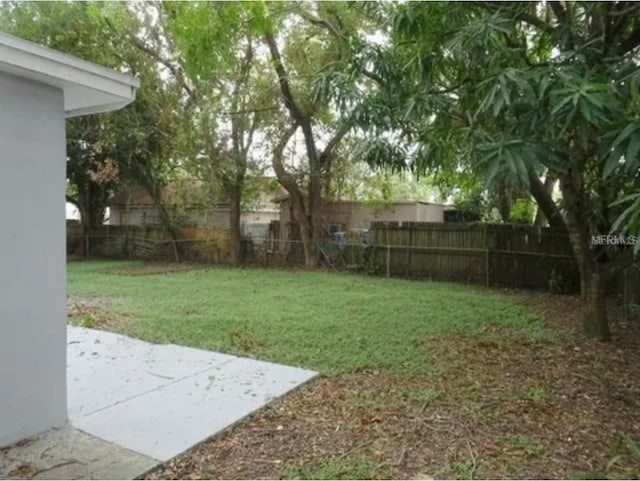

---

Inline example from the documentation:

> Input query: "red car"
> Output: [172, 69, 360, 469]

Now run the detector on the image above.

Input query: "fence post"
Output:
[386, 244, 391, 278]
[407, 226, 413, 277]
[484, 224, 490, 286]
[173, 240, 180, 263]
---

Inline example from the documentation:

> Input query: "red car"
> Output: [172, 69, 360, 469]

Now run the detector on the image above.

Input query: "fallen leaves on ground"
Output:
[148, 292, 640, 480]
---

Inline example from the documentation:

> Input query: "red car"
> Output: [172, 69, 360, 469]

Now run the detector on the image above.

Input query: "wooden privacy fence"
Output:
[370, 222, 581, 292]
[72, 224, 231, 263]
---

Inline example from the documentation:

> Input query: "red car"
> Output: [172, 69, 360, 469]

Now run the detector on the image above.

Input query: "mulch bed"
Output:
[147, 292, 640, 480]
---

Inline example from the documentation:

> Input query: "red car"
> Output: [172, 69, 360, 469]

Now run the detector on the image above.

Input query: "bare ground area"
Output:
[145, 293, 640, 480]
[67, 297, 132, 331]
[104, 261, 207, 276]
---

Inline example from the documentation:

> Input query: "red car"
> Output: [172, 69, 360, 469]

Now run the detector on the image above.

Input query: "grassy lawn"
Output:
[67, 261, 640, 480]
[67, 260, 542, 375]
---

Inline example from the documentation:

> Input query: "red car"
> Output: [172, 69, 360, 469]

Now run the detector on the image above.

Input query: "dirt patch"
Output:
[147, 292, 640, 480]
[104, 262, 207, 276]
[67, 297, 133, 331]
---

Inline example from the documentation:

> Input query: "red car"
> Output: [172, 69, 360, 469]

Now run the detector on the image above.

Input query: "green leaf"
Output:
[625, 134, 640, 168]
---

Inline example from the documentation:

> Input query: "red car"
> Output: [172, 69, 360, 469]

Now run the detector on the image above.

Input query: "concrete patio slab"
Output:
[67, 327, 237, 418]
[73, 356, 314, 460]
[0, 425, 157, 480]
[1, 327, 317, 479]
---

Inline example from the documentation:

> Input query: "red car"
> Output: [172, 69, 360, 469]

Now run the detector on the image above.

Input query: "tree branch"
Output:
[477, 2, 555, 35]
[320, 123, 350, 163]
[130, 37, 197, 100]
[220, 106, 280, 116]
[528, 172, 567, 230]
[242, 114, 258, 158]
[264, 30, 305, 122]
[619, 26, 640, 54]
[271, 122, 301, 192]
[549, 1, 568, 25]
[298, 10, 346, 41]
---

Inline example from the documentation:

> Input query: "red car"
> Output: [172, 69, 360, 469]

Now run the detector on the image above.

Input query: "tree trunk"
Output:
[228, 184, 242, 266]
[308, 157, 323, 268]
[562, 173, 611, 340]
[528, 172, 565, 229]
[579, 263, 610, 340]
[290, 192, 318, 267]
[300, 217, 317, 268]
[534, 174, 557, 226]
[77, 194, 106, 257]
[498, 181, 512, 222]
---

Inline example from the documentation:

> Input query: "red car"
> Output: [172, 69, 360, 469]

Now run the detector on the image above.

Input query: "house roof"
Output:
[0, 31, 139, 117]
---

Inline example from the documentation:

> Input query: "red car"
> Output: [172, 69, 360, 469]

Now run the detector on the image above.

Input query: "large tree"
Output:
[0, 1, 184, 238]
[324, 1, 640, 338]
[258, 2, 384, 266]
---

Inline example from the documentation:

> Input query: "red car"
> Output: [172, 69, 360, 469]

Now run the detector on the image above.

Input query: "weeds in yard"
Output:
[350, 390, 388, 412]
[571, 469, 608, 479]
[499, 434, 546, 457]
[523, 383, 548, 403]
[452, 459, 477, 480]
[78, 313, 96, 328]
[464, 402, 494, 424]
[228, 329, 265, 355]
[571, 434, 640, 480]
[68, 302, 96, 328]
[281, 456, 393, 480]
[397, 387, 441, 406]
[509, 381, 548, 404]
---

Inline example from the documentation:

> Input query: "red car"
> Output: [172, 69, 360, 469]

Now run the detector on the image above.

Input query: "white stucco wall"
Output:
[350, 203, 444, 229]
[416, 203, 444, 223]
[0, 72, 67, 446]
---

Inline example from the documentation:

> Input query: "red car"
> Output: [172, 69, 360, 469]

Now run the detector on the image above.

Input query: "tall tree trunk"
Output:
[289, 184, 317, 267]
[498, 181, 512, 222]
[308, 158, 323, 267]
[270, 123, 319, 267]
[228, 184, 242, 266]
[561, 172, 610, 340]
[77, 188, 107, 256]
[534, 174, 558, 226]
[579, 261, 610, 340]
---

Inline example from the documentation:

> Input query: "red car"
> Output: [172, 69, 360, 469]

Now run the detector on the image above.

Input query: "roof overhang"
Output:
[0, 31, 139, 118]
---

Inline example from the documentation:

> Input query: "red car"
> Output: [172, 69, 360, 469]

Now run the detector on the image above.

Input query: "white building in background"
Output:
[0, 31, 138, 446]
[65, 202, 80, 221]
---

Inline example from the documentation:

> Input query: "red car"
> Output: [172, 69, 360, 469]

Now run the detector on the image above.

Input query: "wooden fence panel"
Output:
[371, 222, 581, 292]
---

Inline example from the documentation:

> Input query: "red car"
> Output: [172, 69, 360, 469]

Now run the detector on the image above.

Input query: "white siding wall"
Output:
[0, 73, 67, 446]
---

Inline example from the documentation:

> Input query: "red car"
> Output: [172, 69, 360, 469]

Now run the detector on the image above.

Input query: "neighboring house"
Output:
[274, 192, 445, 251]
[109, 178, 280, 240]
